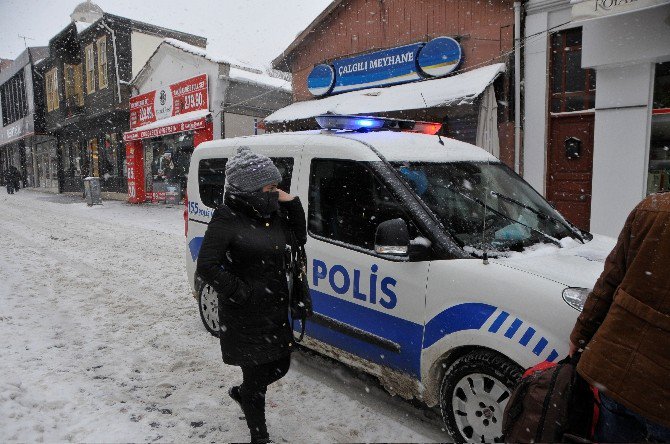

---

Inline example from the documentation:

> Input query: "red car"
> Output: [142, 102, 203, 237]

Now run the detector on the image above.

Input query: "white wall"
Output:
[522, 3, 573, 194]
[582, 5, 670, 69]
[131, 32, 166, 80]
[590, 64, 655, 236]
[224, 113, 265, 138]
[133, 44, 224, 139]
[582, 5, 670, 236]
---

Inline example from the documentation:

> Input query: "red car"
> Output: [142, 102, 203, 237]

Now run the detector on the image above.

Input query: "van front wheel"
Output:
[198, 284, 220, 337]
[439, 350, 521, 443]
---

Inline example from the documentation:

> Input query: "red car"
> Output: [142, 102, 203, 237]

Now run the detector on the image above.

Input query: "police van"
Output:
[184, 115, 613, 442]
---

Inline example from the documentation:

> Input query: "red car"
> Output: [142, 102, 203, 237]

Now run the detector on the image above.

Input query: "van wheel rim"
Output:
[200, 286, 219, 332]
[452, 373, 509, 443]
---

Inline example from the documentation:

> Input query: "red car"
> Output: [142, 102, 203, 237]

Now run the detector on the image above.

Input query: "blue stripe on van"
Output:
[519, 327, 536, 346]
[488, 311, 509, 333]
[504, 318, 523, 338]
[189, 236, 204, 262]
[422, 303, 497, 349]
[307, 289, 424, 377]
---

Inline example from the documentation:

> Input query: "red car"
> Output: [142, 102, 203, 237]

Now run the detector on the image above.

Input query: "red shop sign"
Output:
[129, 74, 209, 130]
[123, 116, 208, 142]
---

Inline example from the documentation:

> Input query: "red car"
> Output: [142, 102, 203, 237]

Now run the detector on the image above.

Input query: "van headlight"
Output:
[562, 287, 591, 311]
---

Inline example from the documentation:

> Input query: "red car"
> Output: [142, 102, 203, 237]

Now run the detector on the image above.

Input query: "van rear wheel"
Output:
[439, 350, 521, 443]
[198, 284, 220, 337]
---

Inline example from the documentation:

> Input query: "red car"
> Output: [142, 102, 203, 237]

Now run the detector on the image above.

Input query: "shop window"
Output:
[88, 138, 99, 177]
[97, 37, 108, 89]
[85, 44, 95, 94]
[198, 157, 294, 209]
[100, 133, 122, 178]
[549, 27, 595, 113]
[308, 159, 409, 251]
[647, 62, 670, 195]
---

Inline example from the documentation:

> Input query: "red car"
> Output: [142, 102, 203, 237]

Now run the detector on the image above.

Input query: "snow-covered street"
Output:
[0, 189, 448, 443]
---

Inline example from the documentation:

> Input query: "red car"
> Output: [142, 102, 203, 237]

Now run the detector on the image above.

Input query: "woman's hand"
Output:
[278, 189, 295, 202]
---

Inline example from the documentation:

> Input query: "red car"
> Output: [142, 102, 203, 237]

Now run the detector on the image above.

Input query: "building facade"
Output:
[268, 0, 520, 167]
[37, 1, 206, 196]
[524, 0, 670, 236]
[0, 47, 53, 190]
[123, 39, 292, 203]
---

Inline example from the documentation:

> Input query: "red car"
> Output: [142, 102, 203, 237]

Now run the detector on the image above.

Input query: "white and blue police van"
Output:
[184, 115, 613, 442]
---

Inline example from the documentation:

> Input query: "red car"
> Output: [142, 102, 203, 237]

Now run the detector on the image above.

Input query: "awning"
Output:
[571, 0, 669, 22]
[123, 110, 210, 142]
[264, 63, 505, 123]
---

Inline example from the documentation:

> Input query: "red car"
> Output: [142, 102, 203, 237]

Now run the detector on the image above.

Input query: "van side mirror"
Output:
[375, 218, 410, 255]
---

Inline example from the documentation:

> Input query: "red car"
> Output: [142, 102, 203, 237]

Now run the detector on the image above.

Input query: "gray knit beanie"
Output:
[225, 146, 282, 192]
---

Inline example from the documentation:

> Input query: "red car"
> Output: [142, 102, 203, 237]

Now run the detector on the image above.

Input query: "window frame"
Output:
[85, 44, 95, 94]
[549, 27, 596, 113]
[97, 36, 108, 89]
[46, 67, 59, 112]
[307, 157, 420, 260]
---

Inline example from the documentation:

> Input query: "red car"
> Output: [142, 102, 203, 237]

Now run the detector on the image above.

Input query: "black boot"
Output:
[228, 386, 243, 414]
[239, 387, 270, 443]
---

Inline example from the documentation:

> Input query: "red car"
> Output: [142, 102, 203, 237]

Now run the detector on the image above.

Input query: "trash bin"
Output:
[83, 177, 103, 206]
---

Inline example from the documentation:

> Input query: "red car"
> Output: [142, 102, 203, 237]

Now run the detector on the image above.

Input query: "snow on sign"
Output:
[129, 74, 208, 129]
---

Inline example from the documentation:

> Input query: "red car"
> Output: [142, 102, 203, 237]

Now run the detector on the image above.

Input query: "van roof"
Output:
[196, 130, 499, 164]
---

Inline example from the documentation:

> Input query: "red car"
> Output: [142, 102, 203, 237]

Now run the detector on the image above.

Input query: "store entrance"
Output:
[546, 113, 594, 231]
[144, 131, 194, 203]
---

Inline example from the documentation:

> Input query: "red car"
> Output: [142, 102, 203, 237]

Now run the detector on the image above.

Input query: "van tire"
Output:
[198, 284, 220, 337]
[439, 349, 521, 443]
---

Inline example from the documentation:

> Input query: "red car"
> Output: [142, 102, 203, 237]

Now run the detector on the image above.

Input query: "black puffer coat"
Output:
[196, 194, 306, 366]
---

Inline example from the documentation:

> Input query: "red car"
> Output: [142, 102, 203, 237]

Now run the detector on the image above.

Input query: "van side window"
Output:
[308, 159, 410, 251]
[198, 157, 294, 209]
[199, 158, 227, 208]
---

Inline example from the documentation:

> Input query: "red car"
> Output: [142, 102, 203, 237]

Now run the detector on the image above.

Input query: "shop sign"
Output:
[307, 37, 462, 96]
[123, 116, 208, 142]
[572, 0, 668, 20]
[129, 74, 208, 129]
[0, 118, 33, 145]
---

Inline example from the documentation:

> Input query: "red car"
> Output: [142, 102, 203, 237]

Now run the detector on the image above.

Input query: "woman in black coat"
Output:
[196, 146, 306, 444]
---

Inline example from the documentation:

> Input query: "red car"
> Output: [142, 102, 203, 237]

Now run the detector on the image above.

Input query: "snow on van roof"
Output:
[334, 131, 499, 163]
[196, 130, 498, 164]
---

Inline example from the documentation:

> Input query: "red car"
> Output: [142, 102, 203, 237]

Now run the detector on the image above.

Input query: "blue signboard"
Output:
[306, 37, 463, 97]
[417, 37, 462, 77]
[330, 43, 424, 94]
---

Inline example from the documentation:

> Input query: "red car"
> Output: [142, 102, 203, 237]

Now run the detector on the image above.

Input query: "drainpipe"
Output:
[100, 20, 122, 103]
[514, 1, 522, 174]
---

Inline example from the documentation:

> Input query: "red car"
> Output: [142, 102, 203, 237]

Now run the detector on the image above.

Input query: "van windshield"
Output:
[393, 161, 585, 254]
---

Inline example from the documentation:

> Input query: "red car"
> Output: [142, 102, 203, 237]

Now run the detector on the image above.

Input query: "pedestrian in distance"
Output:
[5, 169, 15, 194]
[196, 146, 306, 444]
[9, 165, 20, 192]
[569, 192, 670, 443]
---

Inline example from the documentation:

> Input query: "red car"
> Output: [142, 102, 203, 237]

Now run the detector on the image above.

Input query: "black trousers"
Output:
[239, 355, 291, 440]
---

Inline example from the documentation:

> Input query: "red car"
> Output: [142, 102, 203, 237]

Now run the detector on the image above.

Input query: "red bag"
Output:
[503, 356, 599, 443]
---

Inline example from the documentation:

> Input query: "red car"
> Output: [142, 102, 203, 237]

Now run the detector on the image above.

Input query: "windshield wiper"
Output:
[449, 185, 562, 247]
[490, 191, 584, 243]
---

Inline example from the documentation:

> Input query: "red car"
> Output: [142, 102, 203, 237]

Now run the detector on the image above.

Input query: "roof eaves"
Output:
[271, 0, 346, 71]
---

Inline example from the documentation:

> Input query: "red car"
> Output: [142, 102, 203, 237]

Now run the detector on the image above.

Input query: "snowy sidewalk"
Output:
[0, 190, 448, 443]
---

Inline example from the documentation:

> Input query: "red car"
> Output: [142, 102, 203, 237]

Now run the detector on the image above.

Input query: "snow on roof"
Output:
[264, 63, 505, 123]
[74, 21, 94, 34]
[228, 67, 291, 92]
[163, 38, 251, 70]
[162, 38, 291, 92]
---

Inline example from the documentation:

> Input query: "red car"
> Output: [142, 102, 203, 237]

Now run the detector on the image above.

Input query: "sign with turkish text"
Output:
[307, 37, 462, 97]
[571, 0, 667, 20]
[129, 74, 208, 129]
[123, 116, 208, 142]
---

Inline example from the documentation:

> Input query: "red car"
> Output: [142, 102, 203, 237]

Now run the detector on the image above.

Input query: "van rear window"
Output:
[198, 157, 294, 209]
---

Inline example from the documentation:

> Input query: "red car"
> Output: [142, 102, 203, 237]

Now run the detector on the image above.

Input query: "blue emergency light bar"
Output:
[315, 114, 442, 134]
